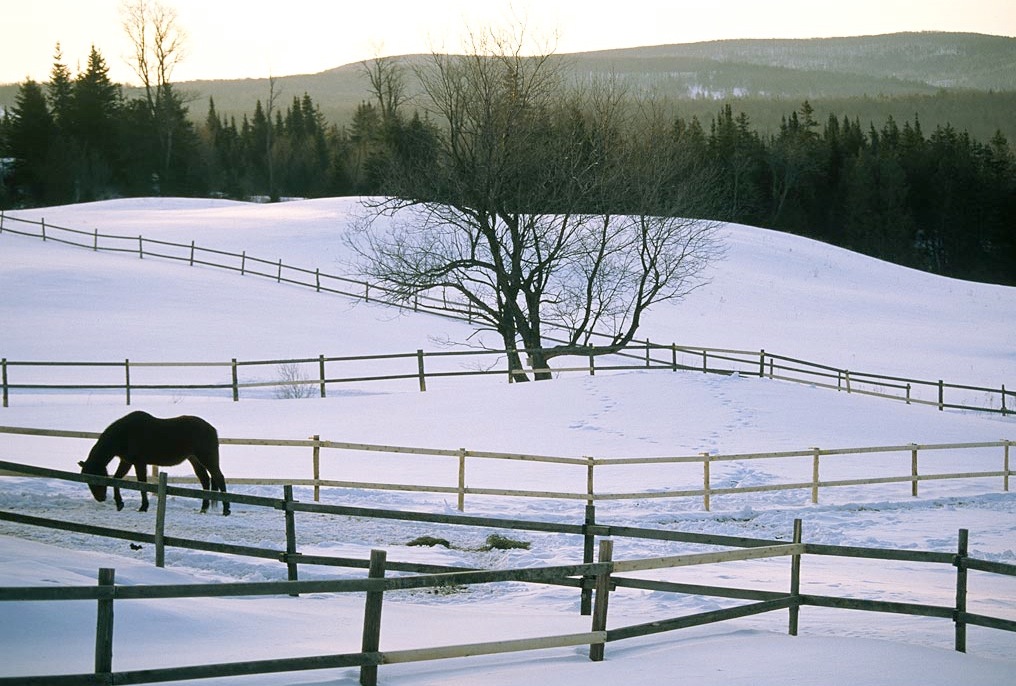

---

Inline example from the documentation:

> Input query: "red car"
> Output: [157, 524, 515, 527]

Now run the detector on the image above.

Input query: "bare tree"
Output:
[348, 25, 722, 381]
[120, 0, 186, 178]
[362, 54, 408, 125]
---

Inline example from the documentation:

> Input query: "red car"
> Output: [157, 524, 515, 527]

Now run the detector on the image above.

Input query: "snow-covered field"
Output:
[1, 197, 1014, 685]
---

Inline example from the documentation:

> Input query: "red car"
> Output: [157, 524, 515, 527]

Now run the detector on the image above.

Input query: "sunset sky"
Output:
[2, 0, 1015, 86]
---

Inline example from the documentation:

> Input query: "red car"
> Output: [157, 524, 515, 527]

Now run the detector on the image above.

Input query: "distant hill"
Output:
[3, 32, 1015, 140]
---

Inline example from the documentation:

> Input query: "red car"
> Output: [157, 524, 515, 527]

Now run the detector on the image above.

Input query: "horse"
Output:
[79, 411, 230, 516]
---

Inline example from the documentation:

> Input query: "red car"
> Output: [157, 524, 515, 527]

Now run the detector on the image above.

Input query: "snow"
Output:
[1, 197, 1014, 685]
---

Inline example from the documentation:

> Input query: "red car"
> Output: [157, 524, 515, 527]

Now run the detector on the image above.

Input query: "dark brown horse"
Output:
[79, 411, 230, 515]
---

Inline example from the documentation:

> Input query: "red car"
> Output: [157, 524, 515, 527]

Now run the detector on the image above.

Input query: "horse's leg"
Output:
[210, 466, 230, 516]
[134, 462, 149, 512]
[203, 453, 230, 516]
[189, 458, 212, 512]
[111, 459, 132, 511]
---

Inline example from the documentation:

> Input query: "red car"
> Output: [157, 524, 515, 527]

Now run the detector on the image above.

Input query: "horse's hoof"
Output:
[223, 508, 231, 516]
[116, 503, 124, 511]
[138, 505, 149, 512]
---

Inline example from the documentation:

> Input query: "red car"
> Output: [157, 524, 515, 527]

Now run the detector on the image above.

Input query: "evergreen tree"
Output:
[6, 79, 56, 204]
[69, 46, 123, 200]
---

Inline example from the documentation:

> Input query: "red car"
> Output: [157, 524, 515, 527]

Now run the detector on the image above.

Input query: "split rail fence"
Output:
[0, 460, 1013, 685]
[2, 211, 1013, 415]
[1, 427, 1011, 512]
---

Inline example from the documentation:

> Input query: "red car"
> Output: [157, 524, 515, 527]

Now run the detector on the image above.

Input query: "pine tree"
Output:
[7, 79, 56, 204]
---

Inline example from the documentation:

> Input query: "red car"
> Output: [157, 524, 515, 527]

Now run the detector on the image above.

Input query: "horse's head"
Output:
[78, 458, 108, 502]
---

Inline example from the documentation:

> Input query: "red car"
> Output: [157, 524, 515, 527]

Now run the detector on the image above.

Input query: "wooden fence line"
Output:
[0, 470, 1013, 686]
[2, 212, 1012, 416]
[1, 427, 1011, 512]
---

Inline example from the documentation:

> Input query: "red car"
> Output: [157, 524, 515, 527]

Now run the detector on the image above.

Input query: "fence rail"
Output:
[1, 427, 1011, 512]
[2, 211, 1013, 415]
[0, 457, 1013, 684]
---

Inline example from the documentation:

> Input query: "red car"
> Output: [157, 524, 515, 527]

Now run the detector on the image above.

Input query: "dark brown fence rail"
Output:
[0, 458, 1013, 685]
[2, 211, 1013, 415]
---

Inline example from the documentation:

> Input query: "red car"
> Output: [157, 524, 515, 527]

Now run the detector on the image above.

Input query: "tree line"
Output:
[1, 46, 1013, 286]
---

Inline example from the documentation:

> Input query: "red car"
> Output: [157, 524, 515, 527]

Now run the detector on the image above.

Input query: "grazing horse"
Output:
[79, 411, 230, 516]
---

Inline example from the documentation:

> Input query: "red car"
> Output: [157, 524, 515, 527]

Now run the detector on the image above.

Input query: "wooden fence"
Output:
[2, 211, 1013, 415]
[0, 459, 1013, 685]
[1, 426, 1011, 512]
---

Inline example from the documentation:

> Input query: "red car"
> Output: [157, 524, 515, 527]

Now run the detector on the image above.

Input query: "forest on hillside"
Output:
[1, 45, 1013, 286]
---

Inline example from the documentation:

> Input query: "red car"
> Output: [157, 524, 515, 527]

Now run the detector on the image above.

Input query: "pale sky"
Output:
[2, 0, 1015, 86]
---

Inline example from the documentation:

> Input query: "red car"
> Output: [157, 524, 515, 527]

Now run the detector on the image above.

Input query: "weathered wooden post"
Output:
[954, 529, 968, 653]
[283, 485, 299, 592]
[311, 435, 321, 502]
[95, 568, 115, 678]
[789, 519, 802, 636]
[457, 448, 467, 512]
[811, 448, 821, 504]
[417, 349, 427, 392]
[1004, 440, 1011, 492]
[758, 349, 765, 378]
[318, 355, 327, 398]
[938, 379, 945, 411]
[231, 359, 239, 402]
[360, 549, 388, 686]
[581, 501, 597, 616]
[702, 452, 711, 511]
[589, 539, 613, 662]
[911, 444, 920, 497]
[124, 359, 131, 406]
[155, 472, 168, 568]
[138, 235, 144, 259]
[2, 358, 8, 408]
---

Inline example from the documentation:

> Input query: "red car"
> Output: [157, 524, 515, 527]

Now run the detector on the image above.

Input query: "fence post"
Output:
[124, 359, 131, 406]
[645, 338, 651, 368]
[231, 359, 239, 402]
[702, 452, 711, 511]
[94, 229, 99, 251]
[457, 448, 467, 512]
[671, 343, 677, 372]
[318, 355, 327, 398]
[311, 436, 321, 502]
[954, 528, 968, 653]
[1003, 440, 1010, 492]
[360, 549, 388, 686]
[240, 251, 246, 276]
[589, 352, 595, 376]
[1, 358, 7, 408]
[315, 268, 321, 292]
[844, 370, 852, 393]
[581, 502, 597, 616]
[789, 519, 802, 636]
[1002, 385, 1008, 416]
[758, 349, 765, 378]
[589, 539, 613, 662]
[811, 448, 821, 504]
[277, 258, 283, 283]
[417, 349, 427, 392]
[938, 380, 945, 411]
[911, 444, 920, 497]
[283, 485, 299, 592]
[41, 217, 46, 241]
[189, 240, 195, 266]
[95, 568, 115, 678]
[138, 235, 144, 259]
[155, 472, 168, 568]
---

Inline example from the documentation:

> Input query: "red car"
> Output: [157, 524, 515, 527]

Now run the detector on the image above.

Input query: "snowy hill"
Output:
[1, 198, 1014, 685]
